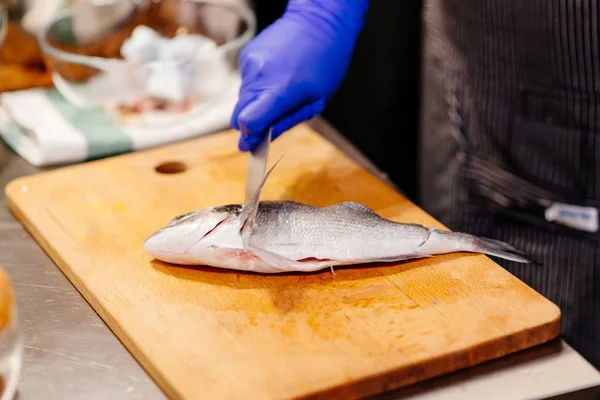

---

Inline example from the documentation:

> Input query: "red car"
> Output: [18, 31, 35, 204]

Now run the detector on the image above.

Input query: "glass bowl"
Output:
[0, 267, 23, 400]
[37, 0, 255, 127]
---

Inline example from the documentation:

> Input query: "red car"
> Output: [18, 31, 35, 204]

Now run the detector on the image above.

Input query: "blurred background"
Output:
[0, 0, 424, 200]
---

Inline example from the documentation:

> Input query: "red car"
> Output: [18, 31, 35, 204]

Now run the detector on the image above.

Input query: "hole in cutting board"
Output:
[155, 161, 188, 174]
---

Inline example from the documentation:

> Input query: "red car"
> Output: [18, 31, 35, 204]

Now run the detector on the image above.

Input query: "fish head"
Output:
[143, 204, 242, 264]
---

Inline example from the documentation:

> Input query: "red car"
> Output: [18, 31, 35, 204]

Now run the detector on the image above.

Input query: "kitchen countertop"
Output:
[0, 117, 599, 400]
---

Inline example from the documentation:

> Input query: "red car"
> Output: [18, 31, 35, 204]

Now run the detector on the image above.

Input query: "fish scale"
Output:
[251, 201, 431, 262]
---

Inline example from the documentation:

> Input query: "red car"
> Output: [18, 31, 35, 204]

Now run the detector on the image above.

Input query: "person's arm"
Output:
[230, 0, 370, 151]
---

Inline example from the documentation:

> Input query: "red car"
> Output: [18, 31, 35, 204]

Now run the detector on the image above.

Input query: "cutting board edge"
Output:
[300, 318, 562, 400]
[3, 194, 179, 400]
[4, 188, 562, 400]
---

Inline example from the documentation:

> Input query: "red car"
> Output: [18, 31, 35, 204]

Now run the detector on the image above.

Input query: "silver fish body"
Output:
[145, 157, 532, 273]
[143, 199, 532, 273]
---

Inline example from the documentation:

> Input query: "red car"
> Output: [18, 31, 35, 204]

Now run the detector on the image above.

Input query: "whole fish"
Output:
[144, 159, 532, 273]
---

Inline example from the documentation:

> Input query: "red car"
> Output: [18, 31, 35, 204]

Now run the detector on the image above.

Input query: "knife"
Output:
[245, 127, 272, 203]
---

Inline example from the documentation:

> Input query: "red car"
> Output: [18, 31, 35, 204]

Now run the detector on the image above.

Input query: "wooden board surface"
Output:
[5, 123, 561, 400]
[0, 63, 52, 93]
[0, 266, 14, 331]
[0, 21, 54, 93]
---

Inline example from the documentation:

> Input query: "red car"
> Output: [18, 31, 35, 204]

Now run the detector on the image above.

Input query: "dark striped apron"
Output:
[419, 0, 600, 368]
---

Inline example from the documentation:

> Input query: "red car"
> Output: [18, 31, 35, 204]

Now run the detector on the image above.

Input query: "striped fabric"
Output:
[419, 0, 600, 368]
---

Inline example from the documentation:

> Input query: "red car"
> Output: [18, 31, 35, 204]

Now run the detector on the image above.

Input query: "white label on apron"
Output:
[545, 203, 599, 233]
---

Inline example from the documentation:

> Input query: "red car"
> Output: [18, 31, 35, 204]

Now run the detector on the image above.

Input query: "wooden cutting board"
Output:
[0, 266, 15, 332]
[5, 123, 561, 400]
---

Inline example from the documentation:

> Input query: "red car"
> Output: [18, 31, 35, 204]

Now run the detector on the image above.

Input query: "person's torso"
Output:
[421, 0, 600, 216]
[419, 0, 600, 368]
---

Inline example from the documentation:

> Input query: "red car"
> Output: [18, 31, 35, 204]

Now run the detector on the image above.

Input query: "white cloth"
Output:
[0, 73, 240, 167]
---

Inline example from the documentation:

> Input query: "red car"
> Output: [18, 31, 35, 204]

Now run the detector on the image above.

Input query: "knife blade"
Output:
[245, 128, 272, 203]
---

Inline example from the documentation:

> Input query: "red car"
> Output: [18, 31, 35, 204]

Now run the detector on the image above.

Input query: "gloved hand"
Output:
[231, 0, 370, 151]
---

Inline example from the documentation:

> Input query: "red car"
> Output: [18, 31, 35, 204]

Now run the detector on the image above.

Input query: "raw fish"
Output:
[144, 159, 532, 273]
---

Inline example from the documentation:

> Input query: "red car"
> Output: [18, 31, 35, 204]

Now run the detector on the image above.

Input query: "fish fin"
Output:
[248, 242, 334, 273]
[328, 202, 381, 217]
[238, 155, 283, 225]
[416, 229, 535, 265]
[414, 228, 435, 250]
[248, 244, 303, 272]
[367, 254, 432, 263]
[471, 236, 538, 265]
[238, 155, 284, 249]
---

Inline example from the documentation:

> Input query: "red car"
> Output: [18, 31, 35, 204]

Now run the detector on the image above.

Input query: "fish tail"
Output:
[470, 236, 538, 265]
[427, 230, 539, 265]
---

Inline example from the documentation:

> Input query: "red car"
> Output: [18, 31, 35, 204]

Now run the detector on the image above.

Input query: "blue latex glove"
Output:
[231, 0, 370, 151]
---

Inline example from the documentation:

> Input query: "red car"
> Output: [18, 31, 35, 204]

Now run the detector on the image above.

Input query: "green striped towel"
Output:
[0, 76, 239, 167]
